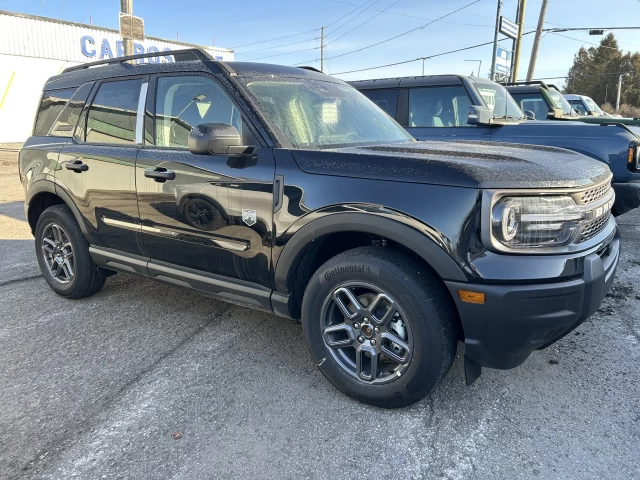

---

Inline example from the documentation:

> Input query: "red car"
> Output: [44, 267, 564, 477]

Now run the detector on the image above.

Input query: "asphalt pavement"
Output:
[1, 154, 639, 479]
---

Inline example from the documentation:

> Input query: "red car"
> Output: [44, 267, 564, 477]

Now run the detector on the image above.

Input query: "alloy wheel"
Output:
[41, 223, 75, 284]
[320, 283, 413, 384]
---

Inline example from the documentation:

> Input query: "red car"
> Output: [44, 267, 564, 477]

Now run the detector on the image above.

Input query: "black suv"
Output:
[20, 49, 619, 408]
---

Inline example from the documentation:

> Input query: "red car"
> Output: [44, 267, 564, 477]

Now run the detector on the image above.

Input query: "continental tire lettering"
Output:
[323, 265, 372, 282]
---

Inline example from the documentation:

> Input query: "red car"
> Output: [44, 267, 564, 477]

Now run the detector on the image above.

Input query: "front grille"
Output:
[521, 296, 568, 317]
[577, 182, 610, 205]
[580, 213, 610, 242]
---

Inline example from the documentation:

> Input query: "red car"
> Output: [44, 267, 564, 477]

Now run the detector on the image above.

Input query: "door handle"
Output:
[65, 160, 88, 173]
[144, 168, 175, 182]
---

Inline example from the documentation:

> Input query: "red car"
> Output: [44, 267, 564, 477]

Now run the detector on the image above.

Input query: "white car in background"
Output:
[563, 94, 622, 118]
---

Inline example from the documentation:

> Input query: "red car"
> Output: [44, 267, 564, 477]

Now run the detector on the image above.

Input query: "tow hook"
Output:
[464, 355, 482, 386]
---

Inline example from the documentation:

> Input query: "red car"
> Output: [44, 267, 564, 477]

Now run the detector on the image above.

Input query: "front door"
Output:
[135, 74, 275, 288]
[405, 85, 491, 142]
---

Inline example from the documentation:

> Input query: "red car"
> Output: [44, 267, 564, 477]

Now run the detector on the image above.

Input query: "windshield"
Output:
[241, 78, 413, 149]
[546, 89, 577, 116]
[473, 80, 524, 119]
[584, 96, 604, 115]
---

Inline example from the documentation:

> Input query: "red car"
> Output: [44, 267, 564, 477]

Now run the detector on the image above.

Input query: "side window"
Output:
[408, 86, 473, 127]
[49, 82, 93, 137]
[33, 88, 76, 136]
[571, 100, 587, 115]
[511, 94, 548, 121]
[361, 89, 399, 118]
[153, 76, 242, 148]
[86, 79, 142, 144]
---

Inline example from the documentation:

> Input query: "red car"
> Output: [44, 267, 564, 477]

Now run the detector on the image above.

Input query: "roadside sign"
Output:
[495, 46, 512, 75]
[499, 17, 518, 39]
[119, 13, 145, 41]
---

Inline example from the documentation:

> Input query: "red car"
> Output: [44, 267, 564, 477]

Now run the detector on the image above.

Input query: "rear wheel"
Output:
[35, 205, 106, 299]
[302, 247, 458, 408]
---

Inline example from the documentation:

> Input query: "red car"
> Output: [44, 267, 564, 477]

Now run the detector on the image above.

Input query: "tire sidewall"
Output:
[302, 253, 449, 408]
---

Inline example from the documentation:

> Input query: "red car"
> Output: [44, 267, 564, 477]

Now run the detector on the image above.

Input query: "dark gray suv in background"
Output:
[19, 50, 619, 407]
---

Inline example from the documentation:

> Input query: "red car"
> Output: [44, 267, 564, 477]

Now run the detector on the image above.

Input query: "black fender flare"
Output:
[273, 211, 468, 296]
[25, 179, 92, 239]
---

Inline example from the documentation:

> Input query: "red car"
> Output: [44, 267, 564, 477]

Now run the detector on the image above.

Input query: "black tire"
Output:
[34, 204, 106, 299]
[302, 247, 458, 408]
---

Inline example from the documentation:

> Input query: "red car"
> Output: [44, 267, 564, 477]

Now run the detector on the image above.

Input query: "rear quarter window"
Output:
[33, 88, 76, 136]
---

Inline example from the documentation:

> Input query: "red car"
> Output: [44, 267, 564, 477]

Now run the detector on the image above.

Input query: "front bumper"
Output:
[612, 182, 640, 216]
[445, 228, 620, 370]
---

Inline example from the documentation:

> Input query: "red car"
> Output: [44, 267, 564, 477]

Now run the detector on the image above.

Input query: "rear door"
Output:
[135, 73, 275, 288]
[57, 77, 147, 257]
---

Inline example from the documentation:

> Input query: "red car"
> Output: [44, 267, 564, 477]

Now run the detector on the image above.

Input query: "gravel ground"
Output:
[1, 153, 639, 479]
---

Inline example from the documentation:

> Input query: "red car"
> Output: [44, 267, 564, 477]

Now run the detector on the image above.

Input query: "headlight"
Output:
[492, 196, 585, 248]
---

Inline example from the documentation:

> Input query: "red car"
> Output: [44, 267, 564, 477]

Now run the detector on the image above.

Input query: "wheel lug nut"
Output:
[363, 318, 369, 323]
[371, 339, 377, 346]
[374, 327, 380, 333]
[357, 336, 365, 343]
[354, 323, 360, 329]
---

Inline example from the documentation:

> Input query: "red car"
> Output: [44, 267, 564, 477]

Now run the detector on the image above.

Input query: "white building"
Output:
[0, 10, 234, 142]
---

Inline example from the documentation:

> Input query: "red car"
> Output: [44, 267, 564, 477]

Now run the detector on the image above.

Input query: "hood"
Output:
[290, 140, 611, 189]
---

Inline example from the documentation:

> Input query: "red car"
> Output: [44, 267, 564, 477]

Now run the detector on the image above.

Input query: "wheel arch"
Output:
[272, 211, 467, 327]
[26, 181, 90, 238]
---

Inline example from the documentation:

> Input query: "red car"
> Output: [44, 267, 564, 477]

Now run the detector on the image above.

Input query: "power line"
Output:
[236, 36, 321, 55]
[325, 0, 381, 37]
[325, 0, 376, 29]
[230, 28, 321, 50]
[332, 31, 537, 76]
[326, 0, 402, 47]
[245, 44, 320, 62]
[331, 0, 495, 28]
[325, 0, 481, 62]
[550, 32, 622, 50]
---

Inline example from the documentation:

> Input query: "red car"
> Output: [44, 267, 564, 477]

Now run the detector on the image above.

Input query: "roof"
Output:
[350, 75, 466, 89]
[505, 85, 546, 94]
[44, 50, 342, 90]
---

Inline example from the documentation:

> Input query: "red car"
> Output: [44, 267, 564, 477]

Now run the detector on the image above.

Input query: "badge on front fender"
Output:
[242, 209, 257, 226]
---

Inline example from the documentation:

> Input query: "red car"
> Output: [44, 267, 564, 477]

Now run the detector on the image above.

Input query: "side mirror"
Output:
[524, 110, 535, 120]
[189, 123, 254, 156]
[547, 107, 564, 119]
[467, 105, 493, 125]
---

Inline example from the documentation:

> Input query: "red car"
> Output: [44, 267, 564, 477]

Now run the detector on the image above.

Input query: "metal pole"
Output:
[616, 74, 623, 113]
[512, 0, 527, 83]
[605, 84, 608, 104]
[526, 0, 547, 81]
[422, 58, 426, 76]
[320, 26, 325, 73]
[120, 0, 134, 56]
[490, 0, 502, 81]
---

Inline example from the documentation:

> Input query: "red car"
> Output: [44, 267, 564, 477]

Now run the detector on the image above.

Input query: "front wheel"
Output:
[302, 247, 458, 408]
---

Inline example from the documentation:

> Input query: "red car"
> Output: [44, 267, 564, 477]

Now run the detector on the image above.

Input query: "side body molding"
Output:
[273, 211, 468, 296]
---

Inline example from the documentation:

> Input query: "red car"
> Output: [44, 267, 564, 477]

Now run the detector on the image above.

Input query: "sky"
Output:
[1, 0, 639, 85]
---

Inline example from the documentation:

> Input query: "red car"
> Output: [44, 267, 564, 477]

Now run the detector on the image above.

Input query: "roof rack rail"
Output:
[298, 66, 324, 73]
[503, 80, 549, 89]
[62, 48, 214, 73]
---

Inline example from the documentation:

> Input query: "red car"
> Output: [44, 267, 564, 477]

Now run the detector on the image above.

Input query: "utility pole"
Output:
[616, 74, 623, 113]
[512, 0, 527, 83]
[490, 0, 502, 81]
[526, 0, 547, 82]
[320, 26, 325, 73]
[120, 0, 134, 56]
[465, 60, 483, 78]
[422, 57, 427, 76]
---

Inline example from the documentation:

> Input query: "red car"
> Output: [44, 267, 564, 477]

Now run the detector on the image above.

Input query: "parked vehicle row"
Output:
[20, 50, 622, 408]
[353, 75, 640, 216]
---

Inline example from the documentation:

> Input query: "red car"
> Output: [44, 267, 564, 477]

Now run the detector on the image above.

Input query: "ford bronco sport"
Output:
[352, 75, 640, 216]
[20, 50, 619, 408]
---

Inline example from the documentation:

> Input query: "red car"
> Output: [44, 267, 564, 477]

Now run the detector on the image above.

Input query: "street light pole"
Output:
[465, 60, 482, 78]
[490, 0, 502, 81]
[616, 74, 623, 113]
[320, 26, 325, 73]
[512, 0, 527, 82]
